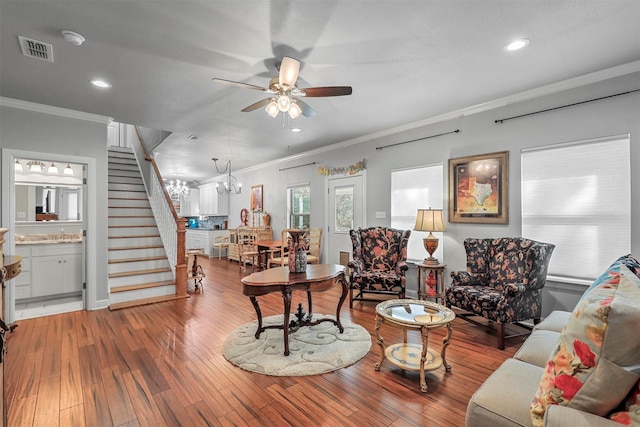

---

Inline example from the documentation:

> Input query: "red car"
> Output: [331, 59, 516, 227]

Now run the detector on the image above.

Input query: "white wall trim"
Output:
[0, 97, 113, 124]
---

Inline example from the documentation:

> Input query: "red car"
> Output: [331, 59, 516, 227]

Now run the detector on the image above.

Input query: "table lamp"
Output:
[414, 208, 445, 265]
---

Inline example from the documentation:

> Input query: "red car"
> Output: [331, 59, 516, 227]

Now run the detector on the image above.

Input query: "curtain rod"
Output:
[495, 89, 640, 124]
[375, 129, 460, 150]
[279, 161, 316, 172]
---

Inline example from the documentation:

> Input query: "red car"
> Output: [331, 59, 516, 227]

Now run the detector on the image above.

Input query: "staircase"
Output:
[107, 147, 177, 310]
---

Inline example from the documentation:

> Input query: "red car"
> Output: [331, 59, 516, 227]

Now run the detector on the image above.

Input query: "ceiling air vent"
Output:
[18, 36, 54, 62]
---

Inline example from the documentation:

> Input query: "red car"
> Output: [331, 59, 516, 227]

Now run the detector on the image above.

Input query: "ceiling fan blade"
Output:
[295, 99, 316, 117]
[241, 98, 273, 112]
[213, 78, 268, 92]
[279, 57, 300, 89]
[301, 86, 353, 97]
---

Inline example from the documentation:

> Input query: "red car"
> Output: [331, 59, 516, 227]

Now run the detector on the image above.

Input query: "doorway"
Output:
[326, 173, 366, 265]
[2, 149, 92, 322]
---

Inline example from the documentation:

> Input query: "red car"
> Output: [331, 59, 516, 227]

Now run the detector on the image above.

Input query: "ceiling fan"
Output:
[213, 57, 352, 119]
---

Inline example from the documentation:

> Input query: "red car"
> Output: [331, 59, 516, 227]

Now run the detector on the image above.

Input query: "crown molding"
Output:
[0, 97, 113, 124]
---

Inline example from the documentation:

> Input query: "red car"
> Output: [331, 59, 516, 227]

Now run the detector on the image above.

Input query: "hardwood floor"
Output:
[5, 257, 529, 426]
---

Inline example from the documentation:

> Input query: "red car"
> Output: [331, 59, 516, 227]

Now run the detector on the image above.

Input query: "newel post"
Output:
[176, 217, 188, 298]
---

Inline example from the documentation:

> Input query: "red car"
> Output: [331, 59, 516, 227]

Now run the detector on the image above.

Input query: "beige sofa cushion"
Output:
[531, 264, 640, 426]
[466, 358, 544, 427]
[514, 329, 560, 368]
[533, 310, 571, 334]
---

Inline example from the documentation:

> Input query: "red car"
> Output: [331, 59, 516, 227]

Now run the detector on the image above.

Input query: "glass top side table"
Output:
[374, 299, 455, 392]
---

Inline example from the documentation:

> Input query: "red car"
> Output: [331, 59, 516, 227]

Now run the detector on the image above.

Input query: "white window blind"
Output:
[391, 164, 444, 263]
[521, 134, 631, 283]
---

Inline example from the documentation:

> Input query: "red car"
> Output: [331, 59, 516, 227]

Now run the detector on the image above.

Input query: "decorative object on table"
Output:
[287, 229, 308, 273]
[240, 208, 249, 226]
[448, 151, 508, 224]
[416, 263, 446, 302]
[213, 56, 352, 122]
[222, 314, 370, 376]
[212, 158, 242, 195]
[250, 184, 263, 212]
[413, 208, 445, 265]
[262, 211, 270, 227]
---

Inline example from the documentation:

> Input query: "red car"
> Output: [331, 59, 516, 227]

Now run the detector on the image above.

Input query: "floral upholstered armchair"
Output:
[445, 237, 555, 349]
[348, 227, 411, 308]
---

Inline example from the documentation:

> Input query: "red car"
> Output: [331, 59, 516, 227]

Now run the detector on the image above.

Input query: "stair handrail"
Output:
[132, 127, 187, 298]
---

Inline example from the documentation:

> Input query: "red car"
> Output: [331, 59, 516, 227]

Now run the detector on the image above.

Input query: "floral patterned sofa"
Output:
[445, 237, 555, 349]
[348, 227, 411, 308]
[466, 254, 640, 427]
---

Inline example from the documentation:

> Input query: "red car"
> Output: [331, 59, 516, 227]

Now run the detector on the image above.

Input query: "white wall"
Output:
[229, 71, 640, 315]
[0, 101, 111, 309]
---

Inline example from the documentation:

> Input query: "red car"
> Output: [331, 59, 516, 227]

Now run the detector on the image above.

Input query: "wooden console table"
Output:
[241, 264, 348, 356]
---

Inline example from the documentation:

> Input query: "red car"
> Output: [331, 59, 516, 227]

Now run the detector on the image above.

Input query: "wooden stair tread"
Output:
[108, 294, 188, 311]
[108, 267, 171, 278]
[109, 225, 157, 228]
[108, 215, 154, 218]
[108, 205, 152, 209]
[110, 279, 175, 293]
[109, 256, 167, 264]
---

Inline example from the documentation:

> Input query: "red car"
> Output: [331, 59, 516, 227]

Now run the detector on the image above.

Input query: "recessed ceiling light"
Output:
[290, 128, 302, 133]
[503, 38, 530, 52]
[90, 79, 111, 88]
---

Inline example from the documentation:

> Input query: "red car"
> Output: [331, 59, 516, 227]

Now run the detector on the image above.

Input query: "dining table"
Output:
[255, 239, 283, 270]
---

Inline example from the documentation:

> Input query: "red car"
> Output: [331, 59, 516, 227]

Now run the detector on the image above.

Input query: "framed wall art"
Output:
[250, 184, 263, 212]
[448, 151, 508, 224]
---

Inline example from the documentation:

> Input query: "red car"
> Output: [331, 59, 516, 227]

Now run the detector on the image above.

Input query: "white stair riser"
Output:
[108, 198, 150, 208]
[108, 227, 159, 237]
[108, 190, 147, 199]
[108, 208, 153, 217]
[108, 247, 167, 260]
[109, 285, 176, 304]
[108, 216, 157, 227]
[108, 182, 146, 192]
[108, 162, 139, 171]
[108, 236, 163, 248]
[108, 259, 171, 274]
[108, 168, 140, 178]
[109, 176, 143, 185]
[108, 271, 174, 288]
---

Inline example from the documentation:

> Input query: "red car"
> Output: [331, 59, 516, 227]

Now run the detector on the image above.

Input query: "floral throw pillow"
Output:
[608, 379, 640, 425]
[530, 263, 640, 426]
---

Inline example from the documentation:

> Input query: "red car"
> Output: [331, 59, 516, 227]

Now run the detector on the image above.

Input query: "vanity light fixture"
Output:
[48, 162, 59, 174]
[63, 163, 74, 175]
[28, 161, 44, 173]
[14, 158, 23, 171]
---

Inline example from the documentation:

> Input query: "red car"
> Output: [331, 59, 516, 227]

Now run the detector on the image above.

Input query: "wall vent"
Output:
[18, 36, 54, 62]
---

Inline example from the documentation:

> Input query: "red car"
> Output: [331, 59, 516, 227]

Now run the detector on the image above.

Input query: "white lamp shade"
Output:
[414, 209, 445, 232]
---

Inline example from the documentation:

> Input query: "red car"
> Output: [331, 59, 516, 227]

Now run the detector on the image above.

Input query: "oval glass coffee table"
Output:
[374, 299, 456, 392]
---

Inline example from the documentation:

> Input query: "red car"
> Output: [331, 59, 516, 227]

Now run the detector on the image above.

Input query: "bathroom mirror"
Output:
[15, 184, 83, 222]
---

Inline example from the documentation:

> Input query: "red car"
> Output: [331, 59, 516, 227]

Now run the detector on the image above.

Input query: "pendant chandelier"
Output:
[212, 158, 242, 195]
[166, 179, 190, 197]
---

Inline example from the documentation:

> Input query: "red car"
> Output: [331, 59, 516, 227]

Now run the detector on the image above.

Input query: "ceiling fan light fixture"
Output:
[265, 100, 279, 118]
[277, 95, 291, 112]
[288, 102, 302, 119]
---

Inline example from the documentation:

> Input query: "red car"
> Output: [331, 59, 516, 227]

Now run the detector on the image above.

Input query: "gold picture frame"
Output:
[250, 184, 263, 212]
[448, 151, 508, 224]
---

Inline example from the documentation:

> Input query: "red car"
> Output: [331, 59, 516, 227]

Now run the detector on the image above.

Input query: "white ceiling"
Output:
[2, 1, 639, 184]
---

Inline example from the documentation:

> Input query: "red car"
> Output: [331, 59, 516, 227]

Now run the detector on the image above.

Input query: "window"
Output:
[521, 134, 631, 284]
[391, 164, 444, 262]
[288, 184, 310, 228]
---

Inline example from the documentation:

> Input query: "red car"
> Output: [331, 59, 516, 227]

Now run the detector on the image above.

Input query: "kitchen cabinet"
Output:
[186, 229, 229, 257]
[180, 188, 199, 217]
[14, 246, 32, 299]
[199, 184, 228, 215]
[30, 243, 83, 298]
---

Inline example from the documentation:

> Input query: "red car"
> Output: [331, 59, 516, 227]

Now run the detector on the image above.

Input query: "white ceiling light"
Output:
[288, 102, 302, 119]
[265, 99, 279, 118]
[504, 38, 530, 52]
[62, 30, 85, 46]
[90, 79, 111, 88]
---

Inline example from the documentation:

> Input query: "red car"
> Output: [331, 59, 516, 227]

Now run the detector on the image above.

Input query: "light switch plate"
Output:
[375, 211, 386, 219]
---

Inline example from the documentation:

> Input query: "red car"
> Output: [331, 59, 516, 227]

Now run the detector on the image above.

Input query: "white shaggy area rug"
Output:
[222, 314, 371, 376]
